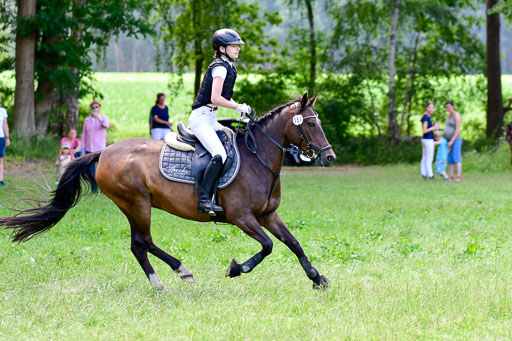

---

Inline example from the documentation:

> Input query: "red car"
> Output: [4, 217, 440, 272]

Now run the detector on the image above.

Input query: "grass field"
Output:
[1, 165, 511, 339]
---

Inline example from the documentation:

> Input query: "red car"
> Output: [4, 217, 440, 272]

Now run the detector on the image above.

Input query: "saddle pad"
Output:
[158, 139, 241, 189]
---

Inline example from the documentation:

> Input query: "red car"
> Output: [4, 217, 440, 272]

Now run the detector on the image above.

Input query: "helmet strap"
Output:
[218, 48, 234, 62]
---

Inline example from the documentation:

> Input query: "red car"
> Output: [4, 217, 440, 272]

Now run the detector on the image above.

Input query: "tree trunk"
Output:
[192, 0, 203, 98]
[486, 0, 503, 138]
[132, 39, 137, 72]
[34, 32, 64, 136]
[13, 0, 37, 137]
[34, 79, 58, 135]
[305, 0, 316, 96]
[387, 0, 400, 140]
[114, 37, 120, 72]
[64, 0, 85, 134]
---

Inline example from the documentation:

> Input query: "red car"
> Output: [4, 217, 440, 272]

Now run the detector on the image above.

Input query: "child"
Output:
[55, 142, 74, 188]
[435, 130, 449, 180]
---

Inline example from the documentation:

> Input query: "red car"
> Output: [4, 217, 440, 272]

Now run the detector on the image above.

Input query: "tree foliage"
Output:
[325, 0, 485, 139]
[5, 0, 152, 137]
[155, 0, 281, 99]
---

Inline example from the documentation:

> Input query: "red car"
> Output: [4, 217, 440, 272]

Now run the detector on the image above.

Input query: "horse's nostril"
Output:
[327, 155, 333, 162]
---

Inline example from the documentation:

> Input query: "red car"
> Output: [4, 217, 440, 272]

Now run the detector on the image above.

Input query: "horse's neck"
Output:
[253, 113, 289, 172]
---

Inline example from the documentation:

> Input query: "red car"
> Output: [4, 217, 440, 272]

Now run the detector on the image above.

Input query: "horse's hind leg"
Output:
[120, 204, 194, 290]
[226, 214, 274, 277]
[146, 243, 194, 283]
[129, 226, 165, 291]
[259, 211, 328, 289]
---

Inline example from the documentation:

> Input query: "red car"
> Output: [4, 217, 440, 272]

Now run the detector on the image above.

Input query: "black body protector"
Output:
[192, 58, 237, 110]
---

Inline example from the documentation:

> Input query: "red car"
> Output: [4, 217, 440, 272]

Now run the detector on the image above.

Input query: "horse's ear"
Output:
[308, 94, 318, 107]
[300, 92, 308, 108]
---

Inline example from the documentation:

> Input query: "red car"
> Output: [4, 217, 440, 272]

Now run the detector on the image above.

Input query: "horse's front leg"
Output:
[259, 211, 328, 289]
[226, 214, 274, 278]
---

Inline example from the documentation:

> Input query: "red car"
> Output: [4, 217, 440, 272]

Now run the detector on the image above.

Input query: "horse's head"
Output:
[285, 93, 336, 166]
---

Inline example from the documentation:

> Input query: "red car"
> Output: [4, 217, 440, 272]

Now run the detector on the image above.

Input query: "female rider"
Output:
[189, 28, 252, 213]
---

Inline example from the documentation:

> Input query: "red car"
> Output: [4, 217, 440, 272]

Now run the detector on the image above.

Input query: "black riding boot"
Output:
[198, 154, 224, 214]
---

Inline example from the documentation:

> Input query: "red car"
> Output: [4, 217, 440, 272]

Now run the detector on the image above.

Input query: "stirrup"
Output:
[198, 198, 223, 215]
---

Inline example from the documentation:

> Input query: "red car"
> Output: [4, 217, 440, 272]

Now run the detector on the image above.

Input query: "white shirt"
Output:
[0, 107, 7, 138]
[211, 56, 234, 80]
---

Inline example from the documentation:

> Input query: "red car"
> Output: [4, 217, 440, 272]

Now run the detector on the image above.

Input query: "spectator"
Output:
[150, 93, 172, 140]
[0, 97, 10, 188]
[81, 99, 109, 192]
[443, 100, 462, 181]
[420, 102, 438, 180]
[60, 128, 81, 158]
[55, 142, 74, 188]
[434, 132, 449, 180]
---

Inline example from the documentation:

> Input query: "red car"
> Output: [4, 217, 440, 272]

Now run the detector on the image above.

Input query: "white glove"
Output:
[236, 103, 252, 116]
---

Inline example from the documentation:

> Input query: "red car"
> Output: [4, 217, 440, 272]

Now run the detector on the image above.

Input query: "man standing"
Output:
[0, 97, 10, 188]
[81, 99, 109, 192]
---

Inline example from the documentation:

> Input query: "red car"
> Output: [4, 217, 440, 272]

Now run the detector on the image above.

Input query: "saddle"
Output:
[159, 122, 238, 195]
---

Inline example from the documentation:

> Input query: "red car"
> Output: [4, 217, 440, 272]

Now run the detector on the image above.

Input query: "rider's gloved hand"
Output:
[236, 103, 252, 116]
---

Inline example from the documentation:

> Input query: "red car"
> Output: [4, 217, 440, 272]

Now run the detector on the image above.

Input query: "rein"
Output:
[242, 103, 331, 201]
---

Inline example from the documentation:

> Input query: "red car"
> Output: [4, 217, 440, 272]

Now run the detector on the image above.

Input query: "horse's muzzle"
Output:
[319, 149, 336, 167]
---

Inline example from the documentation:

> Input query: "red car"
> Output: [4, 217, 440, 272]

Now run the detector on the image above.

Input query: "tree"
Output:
[155, 0, 281, 99]
[287, 0, 317, 95]
[387, 0, 400, 140]
[8, 0, 151, 137]
[486, 0, 512, 136]
[327, 0, 485, 138]
[14, 0, 37, 137]
[486, 0, 503, 138]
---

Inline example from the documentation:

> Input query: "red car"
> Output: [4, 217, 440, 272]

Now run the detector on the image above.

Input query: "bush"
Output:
[332, 138, 422, 164]
[5, 136, 60, 160]
[236, 69, 295, 114]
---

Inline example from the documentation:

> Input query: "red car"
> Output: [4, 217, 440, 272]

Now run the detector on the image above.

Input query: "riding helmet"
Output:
[211, 29, 245, 50]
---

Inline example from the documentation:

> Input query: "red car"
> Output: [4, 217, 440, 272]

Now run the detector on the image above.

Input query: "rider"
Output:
[189, 28, 252, 214]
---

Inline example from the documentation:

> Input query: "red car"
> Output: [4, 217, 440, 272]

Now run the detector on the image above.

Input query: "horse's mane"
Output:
[257, 99, 301, 126]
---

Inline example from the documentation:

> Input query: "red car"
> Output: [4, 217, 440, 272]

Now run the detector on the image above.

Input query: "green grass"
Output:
[1, 165, 511, 339]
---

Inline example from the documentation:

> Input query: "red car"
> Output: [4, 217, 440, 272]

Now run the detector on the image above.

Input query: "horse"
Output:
[0, 93, 336, 290]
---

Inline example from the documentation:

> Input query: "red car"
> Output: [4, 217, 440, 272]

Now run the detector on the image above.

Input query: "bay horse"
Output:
[0, 93, 336, 290]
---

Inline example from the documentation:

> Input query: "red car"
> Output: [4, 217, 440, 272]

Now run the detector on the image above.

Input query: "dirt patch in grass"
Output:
[5, 159, 55, 178]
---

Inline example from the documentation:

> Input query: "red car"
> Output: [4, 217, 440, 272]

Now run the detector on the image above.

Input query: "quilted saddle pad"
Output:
[158, 139, 240, 189]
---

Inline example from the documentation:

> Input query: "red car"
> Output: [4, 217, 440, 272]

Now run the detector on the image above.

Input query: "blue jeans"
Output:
[448, 139, 462, 164]
[85, 151, 98, 193]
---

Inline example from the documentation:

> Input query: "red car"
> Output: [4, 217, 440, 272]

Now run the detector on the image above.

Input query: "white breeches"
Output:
[189, 106, 227, 163]
[421, 139, 434, 177]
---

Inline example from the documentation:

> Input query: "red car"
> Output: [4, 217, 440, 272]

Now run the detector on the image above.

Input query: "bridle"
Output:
[291, 106, 332, 160]
[241, 102, 332, 201]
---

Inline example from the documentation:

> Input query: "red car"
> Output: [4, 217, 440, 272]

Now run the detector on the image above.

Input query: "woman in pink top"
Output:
[81, 99, 110, 155]
[60, 128, 81, 158]
[81, 99, 109, 193]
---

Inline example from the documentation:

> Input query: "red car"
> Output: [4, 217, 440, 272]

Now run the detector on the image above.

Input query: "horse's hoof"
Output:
[181, 274, 195, 283]
[225, 259, 242, 278]
[174, 264, 194, 283]
[312, 275, 329, 290]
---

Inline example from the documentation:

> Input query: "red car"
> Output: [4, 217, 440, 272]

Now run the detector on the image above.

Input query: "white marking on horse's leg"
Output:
[149, 273, 165, 291]
[174, 264, 195, 283]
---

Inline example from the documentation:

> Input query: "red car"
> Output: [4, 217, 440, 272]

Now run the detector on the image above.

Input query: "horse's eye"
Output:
[307, 122, 315, 127]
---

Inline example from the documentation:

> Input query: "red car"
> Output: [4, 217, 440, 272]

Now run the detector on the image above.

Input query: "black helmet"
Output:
[211, 29, 245, 50]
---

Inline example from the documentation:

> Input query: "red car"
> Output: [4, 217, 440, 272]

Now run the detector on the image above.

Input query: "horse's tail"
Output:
[0, 152, 101, 242]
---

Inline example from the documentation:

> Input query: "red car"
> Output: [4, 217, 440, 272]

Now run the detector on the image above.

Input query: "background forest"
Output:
[1, 0, 512, 164]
